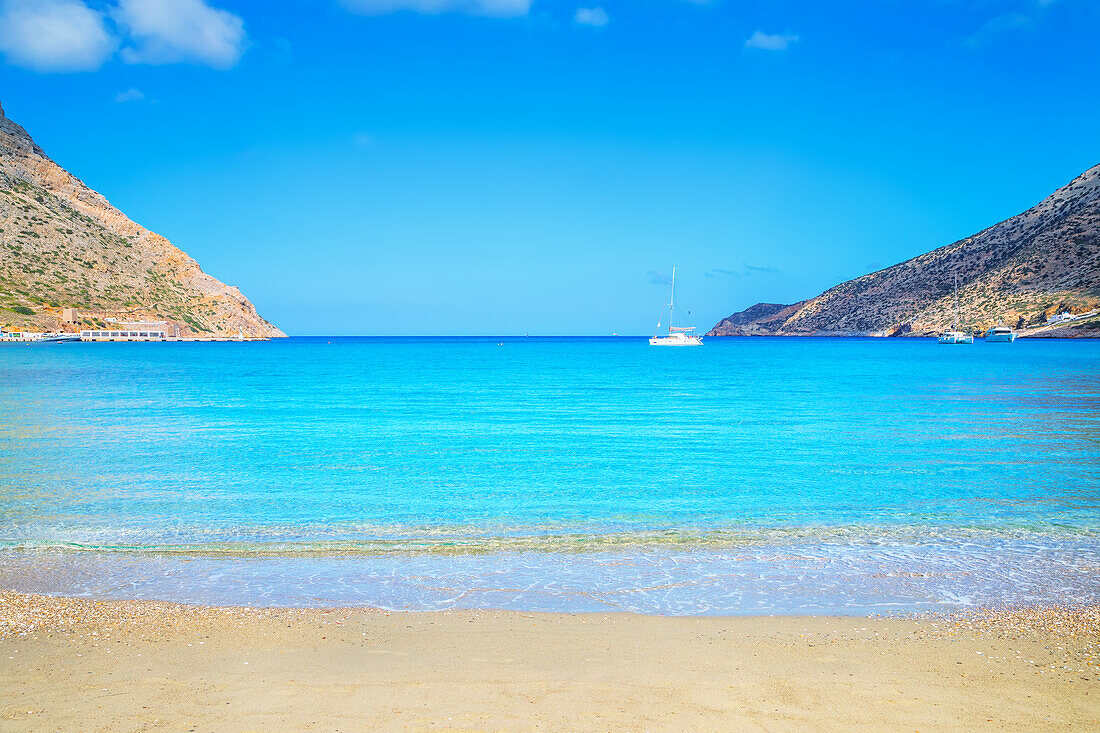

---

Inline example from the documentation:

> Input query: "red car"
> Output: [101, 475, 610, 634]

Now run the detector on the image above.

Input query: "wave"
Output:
[4, 523, 1099, 558]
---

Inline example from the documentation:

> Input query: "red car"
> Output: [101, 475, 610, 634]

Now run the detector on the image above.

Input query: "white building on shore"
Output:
[81, 327, 170, 341]
[80, 320, 181, 341]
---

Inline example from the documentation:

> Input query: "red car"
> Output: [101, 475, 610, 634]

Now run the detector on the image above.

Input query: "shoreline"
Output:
[4, 531, 1096, 615]
[3, 591, 1097, 731]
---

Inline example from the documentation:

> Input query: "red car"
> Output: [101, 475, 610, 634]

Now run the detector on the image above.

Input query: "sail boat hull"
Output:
[937, 331, 973, 344]
[649, 333, 703, 346]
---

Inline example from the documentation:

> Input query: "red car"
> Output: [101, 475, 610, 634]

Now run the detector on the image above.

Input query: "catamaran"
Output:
[650, 267, 703, 346]
[937, 273, 973, 344]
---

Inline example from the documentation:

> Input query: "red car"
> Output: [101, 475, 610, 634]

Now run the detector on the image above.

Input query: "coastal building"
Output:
[80, 327, 169, 341]
[0, 331, 31, 342]
[62, 308, 78, 323]
[1046, 311, 1078, 325]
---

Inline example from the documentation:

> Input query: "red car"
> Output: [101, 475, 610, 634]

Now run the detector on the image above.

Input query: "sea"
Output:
[1, 336, 1097, 615]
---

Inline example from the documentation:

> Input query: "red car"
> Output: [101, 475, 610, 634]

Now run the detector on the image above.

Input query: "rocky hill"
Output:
[0, 101, 283, 338]
[709, 163, 1100, 337]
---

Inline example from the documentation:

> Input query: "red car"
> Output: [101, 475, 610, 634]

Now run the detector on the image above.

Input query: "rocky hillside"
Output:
[0, 101, 283, 338]
[709, 163, 1100, 337]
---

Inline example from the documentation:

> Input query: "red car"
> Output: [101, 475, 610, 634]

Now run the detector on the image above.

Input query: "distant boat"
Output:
[938, 330, 973, 344]
[0, 331, 79, 344]
[38, 333, 80, 343]
[938, 274, 973, 344]
[650, 267, 703, 346]
[985, 325, 1017, 342]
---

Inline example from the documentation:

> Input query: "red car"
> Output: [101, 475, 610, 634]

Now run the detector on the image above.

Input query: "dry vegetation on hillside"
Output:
[0, 102, 282, 338]
[710, 164, 1100, 337]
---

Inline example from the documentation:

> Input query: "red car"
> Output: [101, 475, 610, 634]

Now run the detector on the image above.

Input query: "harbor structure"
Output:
[80, 320, 184, 341]
[81, 326, 170, 341]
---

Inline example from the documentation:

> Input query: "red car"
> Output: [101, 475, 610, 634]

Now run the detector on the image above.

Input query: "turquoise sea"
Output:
[1, 336, 1097, 614]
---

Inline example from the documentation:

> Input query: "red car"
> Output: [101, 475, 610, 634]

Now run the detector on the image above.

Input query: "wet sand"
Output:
[1, 591, 1097, 731]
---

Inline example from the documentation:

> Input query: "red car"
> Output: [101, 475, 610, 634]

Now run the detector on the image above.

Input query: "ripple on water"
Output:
[1, 535, 1097, 614]
[1, 337, 1098, 613]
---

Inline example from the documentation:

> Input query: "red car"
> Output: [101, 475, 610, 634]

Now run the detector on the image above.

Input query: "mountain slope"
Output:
[708, 164, 1100, 337]
[0, 101, 283, 338]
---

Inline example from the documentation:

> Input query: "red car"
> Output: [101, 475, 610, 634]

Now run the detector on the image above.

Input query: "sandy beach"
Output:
[0, 592, 1096, 731]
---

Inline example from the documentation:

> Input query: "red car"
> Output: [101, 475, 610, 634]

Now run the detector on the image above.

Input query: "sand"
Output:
[1, 592, 1098, 732]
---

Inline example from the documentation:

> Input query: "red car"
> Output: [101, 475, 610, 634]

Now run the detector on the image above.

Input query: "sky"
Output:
[1, 0, 1098, 335]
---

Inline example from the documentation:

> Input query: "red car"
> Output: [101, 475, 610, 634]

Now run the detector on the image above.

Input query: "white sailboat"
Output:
[650, 267, 703, 346]
[938, 273, 973, 344]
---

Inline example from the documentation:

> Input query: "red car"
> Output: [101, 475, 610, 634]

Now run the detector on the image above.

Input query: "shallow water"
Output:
[1, 336, 1097, 613]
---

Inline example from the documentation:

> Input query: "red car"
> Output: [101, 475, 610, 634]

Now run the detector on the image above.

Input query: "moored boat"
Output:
[650, 328, 703, 346]
[985, 325, 1017, 342]
[937, 274, 973, 345]
[0, 331, 80, 344]
[650, 267, 703, 346]
[937, 330, 973, 344]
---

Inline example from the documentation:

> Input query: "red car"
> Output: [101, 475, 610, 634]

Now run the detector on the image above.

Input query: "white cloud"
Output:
[744, 30, 799, 52]
[965, 1, 1065, 47]
[0, 0, 116, 72]
[339, 0, 532, 17]
[705, 264, 780, 278]
[114, 87, 144, 103]
[114, 0, 246, 68]
[574, 7, 609, 27]
[966, 12, 1030, 47]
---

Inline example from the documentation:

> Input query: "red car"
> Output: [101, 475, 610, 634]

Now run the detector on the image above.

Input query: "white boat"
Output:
[937, 330, 973, 344]
[985, 325, 1017, 342]
[39, 332, 80, 343]
[650, 328, 703, 346]
[0, 331, 79, 344]
[937, 274, 973, 344]
[650, 267, 702, 346]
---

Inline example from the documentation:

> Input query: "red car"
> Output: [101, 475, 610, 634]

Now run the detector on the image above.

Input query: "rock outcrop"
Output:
[708, 301, 807, 337]
[708, 163, 1100, 337]
[0, 101, 284, 337]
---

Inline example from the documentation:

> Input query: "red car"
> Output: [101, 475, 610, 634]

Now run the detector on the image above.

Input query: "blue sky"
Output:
[1, 0, 1097, 335]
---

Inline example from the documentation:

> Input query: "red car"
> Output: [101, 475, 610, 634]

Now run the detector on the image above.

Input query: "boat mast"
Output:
[668, 267, 676, 336]
[954, 272, 959, 331]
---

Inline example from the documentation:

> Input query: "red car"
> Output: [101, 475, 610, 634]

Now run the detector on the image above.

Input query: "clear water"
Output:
[1, 336, 1097, 614]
